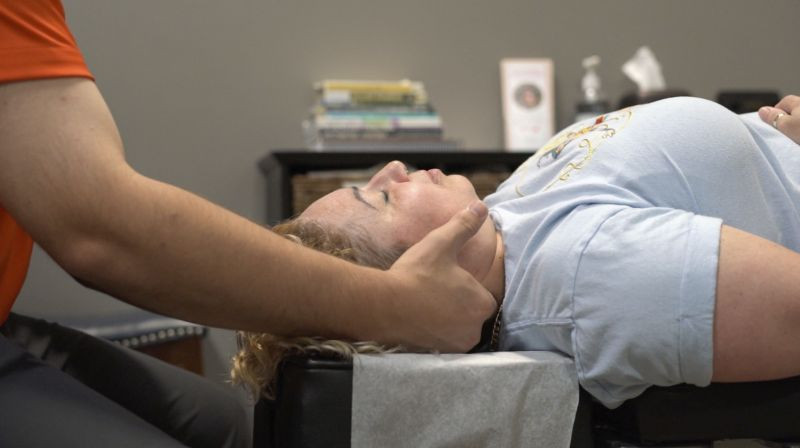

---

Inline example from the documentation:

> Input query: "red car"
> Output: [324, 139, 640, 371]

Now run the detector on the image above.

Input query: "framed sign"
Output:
[500, 58, 555, 151]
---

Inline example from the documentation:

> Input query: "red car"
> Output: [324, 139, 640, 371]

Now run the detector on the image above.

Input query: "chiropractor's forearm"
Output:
[65, 174, 384, 335]
[0, 77, 382, 336]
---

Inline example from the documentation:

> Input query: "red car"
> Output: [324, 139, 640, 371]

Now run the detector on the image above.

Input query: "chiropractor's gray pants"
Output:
[0, 313, 248, 448]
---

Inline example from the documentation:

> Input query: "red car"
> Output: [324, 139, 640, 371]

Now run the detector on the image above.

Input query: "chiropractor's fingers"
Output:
[424, 200, 490, 260]
[386, 200, 496, 352]
[759, 95, 800, 145]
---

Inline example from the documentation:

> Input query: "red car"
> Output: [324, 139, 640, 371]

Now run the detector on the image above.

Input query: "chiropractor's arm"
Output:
[0, 78, 495, 352]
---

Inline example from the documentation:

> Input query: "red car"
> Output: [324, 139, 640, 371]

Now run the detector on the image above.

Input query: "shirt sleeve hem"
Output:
[0, 46, 94, 84]
[677, 214, 723, 386]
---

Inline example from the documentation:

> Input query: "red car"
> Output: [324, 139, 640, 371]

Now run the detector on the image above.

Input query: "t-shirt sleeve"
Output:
[0, 0, 93, 83]
[550, 205, 721, 407]
[0, 208, 33, 325]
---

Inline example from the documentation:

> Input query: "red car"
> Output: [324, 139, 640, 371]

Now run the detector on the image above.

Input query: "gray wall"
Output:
[14, 0, 800, 385]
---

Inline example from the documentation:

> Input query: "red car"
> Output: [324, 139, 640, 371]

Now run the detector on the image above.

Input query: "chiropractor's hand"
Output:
[381, 200, 497, 352]
[759, 95, 800, 145]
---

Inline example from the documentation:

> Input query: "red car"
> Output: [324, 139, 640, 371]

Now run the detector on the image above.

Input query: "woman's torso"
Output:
[485, 96, 800, 351]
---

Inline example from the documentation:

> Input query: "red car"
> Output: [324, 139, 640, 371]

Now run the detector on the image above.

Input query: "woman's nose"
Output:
[386, 161, 409, 181]
[369, 161, 409, 187]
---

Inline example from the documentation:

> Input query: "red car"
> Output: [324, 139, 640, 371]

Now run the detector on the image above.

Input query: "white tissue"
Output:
[351, 351, 579, 448]
[622, 46, 666, 93]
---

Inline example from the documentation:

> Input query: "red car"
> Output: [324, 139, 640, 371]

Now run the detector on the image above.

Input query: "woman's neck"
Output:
[482, 231, 505, 307]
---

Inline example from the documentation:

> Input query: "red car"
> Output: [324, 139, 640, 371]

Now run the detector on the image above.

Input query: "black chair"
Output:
[253, 355, 800, 448]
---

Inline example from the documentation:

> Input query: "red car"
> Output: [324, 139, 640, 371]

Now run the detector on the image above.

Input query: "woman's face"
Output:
[301, 161, 498, 280]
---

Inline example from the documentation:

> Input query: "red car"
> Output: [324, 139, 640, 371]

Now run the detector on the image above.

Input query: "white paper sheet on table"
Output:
[351, 351, 578, 448]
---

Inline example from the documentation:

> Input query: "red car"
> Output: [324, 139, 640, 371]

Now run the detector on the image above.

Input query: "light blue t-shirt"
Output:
[484, 97, 800, 408]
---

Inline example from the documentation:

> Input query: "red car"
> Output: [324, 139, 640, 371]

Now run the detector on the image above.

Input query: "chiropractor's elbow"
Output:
[53, 234, 121, 286]
[40, 171, 146, 287]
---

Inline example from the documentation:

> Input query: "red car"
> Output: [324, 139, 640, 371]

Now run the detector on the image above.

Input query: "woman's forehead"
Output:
[302, 188, 371, 220]
[301, 188, 397, 242]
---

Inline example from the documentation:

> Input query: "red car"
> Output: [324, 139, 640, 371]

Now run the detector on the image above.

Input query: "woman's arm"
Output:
[713, 224, 800, 381]
[0, 78, 495, 351]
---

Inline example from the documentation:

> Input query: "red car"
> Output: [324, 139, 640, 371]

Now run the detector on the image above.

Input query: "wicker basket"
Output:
[291, 170, 511, 215]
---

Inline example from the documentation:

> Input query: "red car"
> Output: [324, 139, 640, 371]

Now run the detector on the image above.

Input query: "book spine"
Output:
[322, 109, 438, 118]
[322, 91, 423, 107]
[317, 79, 419, 93]
[314, 115, 442, 130]
[317, 128, 443, 140]
[315, 104, 435, 114]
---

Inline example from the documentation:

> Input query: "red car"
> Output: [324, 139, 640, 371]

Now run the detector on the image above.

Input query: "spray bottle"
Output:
[575, 55, 610, 123]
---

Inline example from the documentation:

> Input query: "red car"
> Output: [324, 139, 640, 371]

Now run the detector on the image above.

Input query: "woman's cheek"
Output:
[394, 215, 437, 247]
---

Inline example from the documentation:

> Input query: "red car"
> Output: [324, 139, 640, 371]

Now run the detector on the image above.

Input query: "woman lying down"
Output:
[233, 96, 800, 409]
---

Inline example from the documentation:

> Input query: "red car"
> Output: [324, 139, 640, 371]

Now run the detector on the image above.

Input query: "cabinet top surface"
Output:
[260, 150, 534, 173]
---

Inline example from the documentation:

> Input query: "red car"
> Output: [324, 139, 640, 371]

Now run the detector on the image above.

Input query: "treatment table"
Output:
[253, 354, 800, 447]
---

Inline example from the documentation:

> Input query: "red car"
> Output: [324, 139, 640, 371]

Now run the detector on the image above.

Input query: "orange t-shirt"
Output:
[0, 0, 93, 324]
[0, 210, 33, 324]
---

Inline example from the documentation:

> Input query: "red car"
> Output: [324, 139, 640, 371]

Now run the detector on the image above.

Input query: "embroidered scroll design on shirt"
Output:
[513, 108, 634, 197]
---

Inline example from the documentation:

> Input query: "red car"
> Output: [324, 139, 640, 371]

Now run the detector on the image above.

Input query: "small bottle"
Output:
[575, 55, 610, 123]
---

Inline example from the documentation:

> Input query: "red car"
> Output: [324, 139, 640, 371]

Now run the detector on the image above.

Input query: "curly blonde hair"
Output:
[231, 218, 407, 399]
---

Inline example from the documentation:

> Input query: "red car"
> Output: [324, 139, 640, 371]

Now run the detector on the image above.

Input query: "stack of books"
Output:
[303, 79, 460, 151]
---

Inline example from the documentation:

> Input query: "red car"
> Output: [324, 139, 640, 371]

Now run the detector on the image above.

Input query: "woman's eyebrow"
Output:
[350, 186, 377, 210]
